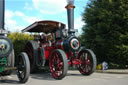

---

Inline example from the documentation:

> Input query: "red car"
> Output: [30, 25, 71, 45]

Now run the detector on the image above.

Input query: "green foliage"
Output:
[81, 0, 128, 68]
[8, 32, 33, 62]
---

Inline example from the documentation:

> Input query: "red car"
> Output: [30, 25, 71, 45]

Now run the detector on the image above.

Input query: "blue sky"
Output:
[5, 0, 88, 34]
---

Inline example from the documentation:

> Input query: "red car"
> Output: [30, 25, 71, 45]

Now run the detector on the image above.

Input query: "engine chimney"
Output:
[65, 0, 75, 35]
[0, 0, 9, 35]
[0, 0, 5, 30]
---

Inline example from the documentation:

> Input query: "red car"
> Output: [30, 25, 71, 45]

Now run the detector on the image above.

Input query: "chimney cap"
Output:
[65, 4, 75, 9]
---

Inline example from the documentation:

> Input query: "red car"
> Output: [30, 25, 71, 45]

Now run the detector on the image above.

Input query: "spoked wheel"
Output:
[24, 40, 39, 73]
[17, 52, 30, 83]
[49, 49, 68, 80]
[77, 49, 97, 75]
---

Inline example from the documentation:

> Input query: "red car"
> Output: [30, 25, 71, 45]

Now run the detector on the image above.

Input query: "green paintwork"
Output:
[0, 58, 7, 72]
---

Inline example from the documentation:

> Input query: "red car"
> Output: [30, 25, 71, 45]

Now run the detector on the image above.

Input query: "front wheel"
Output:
[49, 49, 68, 80]
[17, 52, 30, 83]
[77, 49, 97, 75]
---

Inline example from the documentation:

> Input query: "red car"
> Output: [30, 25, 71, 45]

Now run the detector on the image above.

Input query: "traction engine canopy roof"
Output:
[22, 20, 66, 34]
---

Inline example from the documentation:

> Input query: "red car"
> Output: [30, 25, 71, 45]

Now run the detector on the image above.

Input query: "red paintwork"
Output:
[65, 52, 69, 59]
[54, 39, 64, 49]
[44, 46, 54, 60]
[68, 59, 81, 65]
[77, 51, 92, 74]
[49, 51, 64, 79]
[38, 38, 80, 66]
[40, 40, 64, 60]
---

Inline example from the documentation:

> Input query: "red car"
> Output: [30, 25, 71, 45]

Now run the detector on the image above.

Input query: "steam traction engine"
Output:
[0, 0, 30, 83]
[23, 0, 97, 79]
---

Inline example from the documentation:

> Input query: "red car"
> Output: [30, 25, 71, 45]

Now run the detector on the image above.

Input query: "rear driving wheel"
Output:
[49, 49, 68, 80]
[17, 52, 30, 83]
[77, 49, 96, 75]
[24, 40, 39, 73]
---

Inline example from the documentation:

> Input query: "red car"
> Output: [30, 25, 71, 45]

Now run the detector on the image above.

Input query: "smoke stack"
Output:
[65, 0, 75, 35]
[0, 0, 5, 30]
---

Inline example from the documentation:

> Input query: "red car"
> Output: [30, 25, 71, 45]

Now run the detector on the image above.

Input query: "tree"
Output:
[81, 0, 128, 68]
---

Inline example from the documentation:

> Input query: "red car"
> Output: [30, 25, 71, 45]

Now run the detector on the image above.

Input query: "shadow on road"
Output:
[30, 70, 83, 81]
[0, 70, 85, 84]
[67, 70, 86, 77]
[30, 70, 55, 81]
[0, 79, 19, 84]
[67, 73, 82, 77]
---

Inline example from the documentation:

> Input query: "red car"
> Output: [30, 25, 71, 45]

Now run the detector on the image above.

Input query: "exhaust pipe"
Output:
[0, 0, 9, 35]
[0, 0, 5, 30]
[65, 0, 75, 35]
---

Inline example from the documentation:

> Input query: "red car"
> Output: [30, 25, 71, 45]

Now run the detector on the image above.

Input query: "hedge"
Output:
[8, 32, 33, 64]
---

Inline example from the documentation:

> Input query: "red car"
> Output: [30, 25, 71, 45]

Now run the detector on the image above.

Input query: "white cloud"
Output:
[5, 10, 19, 32]
[5, 10, 24, 18]
[24, 3, 33, 11]
[23, 16, 40, 24]
[32, 0, 67, 14]
[74, 16, 84, 35]
[5, 10, 14, 18]
[5, 10, 41, 32]
[6, 19, 17, 25]
[5, 18, 24, 32]
[15, 11, 24, 17]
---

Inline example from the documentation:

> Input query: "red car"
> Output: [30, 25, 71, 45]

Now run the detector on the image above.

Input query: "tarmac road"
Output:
[0, 70, 128, 85]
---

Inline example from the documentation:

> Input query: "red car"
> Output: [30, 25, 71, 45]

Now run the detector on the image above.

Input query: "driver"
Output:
[47, 33, 55, 42]
[40, 33, 53, 47]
